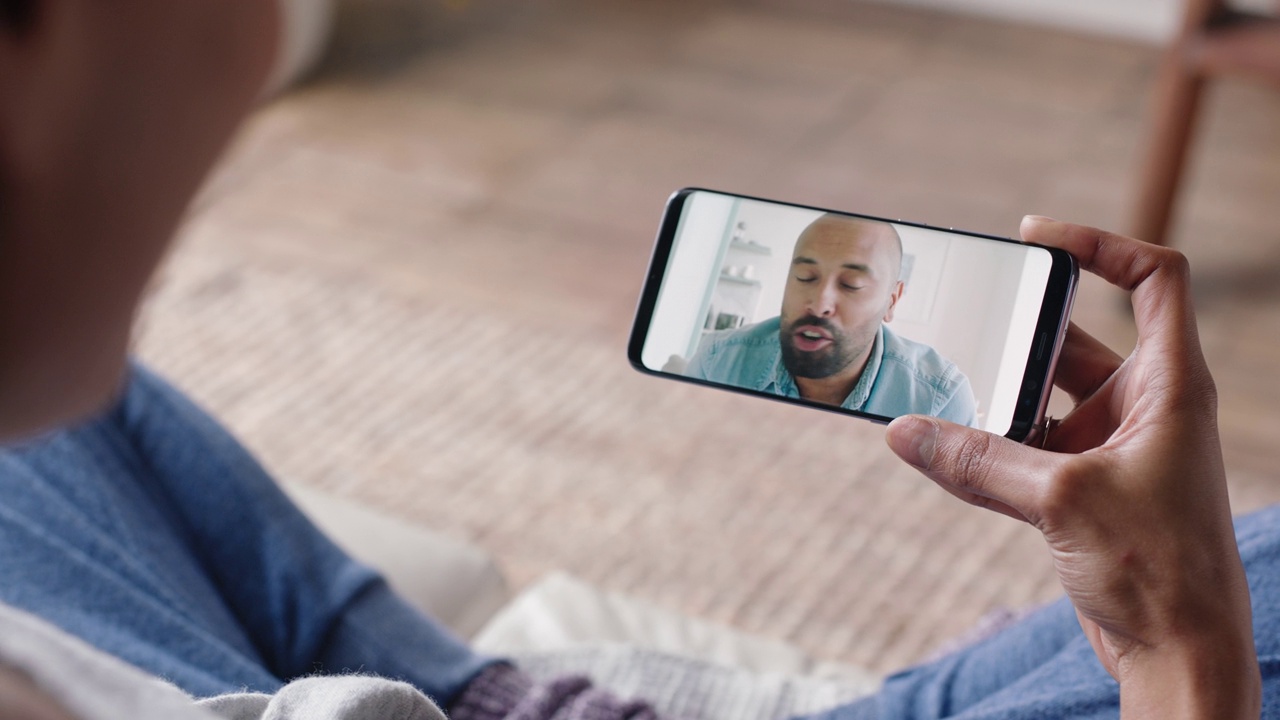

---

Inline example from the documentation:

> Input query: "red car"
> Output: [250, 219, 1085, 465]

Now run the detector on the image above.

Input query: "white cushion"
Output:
[473, 572, 878, 688]
[265, 0, 335, 95]
[284, 483, 509, 640]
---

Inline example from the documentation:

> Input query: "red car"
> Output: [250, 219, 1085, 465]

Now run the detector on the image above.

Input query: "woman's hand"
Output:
[885, 217, 1260, 719]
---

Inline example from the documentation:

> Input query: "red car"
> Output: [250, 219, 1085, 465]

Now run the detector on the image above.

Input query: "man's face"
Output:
[779, 217, 903, 380]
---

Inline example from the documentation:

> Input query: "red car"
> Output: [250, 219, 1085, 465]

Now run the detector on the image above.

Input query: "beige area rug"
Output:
[135, 229, 1063, 676]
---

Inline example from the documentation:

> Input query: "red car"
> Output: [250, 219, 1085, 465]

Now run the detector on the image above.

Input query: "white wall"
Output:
[987, 250, 1053, 433]
[875, 0, 1181, 43]
[641, 193, 735, 370]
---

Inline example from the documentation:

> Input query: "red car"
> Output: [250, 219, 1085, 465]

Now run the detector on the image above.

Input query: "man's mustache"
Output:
[786, 315, 840, 337]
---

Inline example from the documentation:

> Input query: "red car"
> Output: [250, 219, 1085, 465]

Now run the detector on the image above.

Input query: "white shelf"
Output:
[718, 274, 762, 287]
[729, 239, 772, 256]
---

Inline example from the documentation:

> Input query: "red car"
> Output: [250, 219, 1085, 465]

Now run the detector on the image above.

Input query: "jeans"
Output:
[0, 363, 492, 702]
[804, 509, 1280, 719]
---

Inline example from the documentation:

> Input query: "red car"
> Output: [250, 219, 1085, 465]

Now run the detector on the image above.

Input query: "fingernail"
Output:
[886, 416, 938, 469]
[1022, 215, 1056, 226]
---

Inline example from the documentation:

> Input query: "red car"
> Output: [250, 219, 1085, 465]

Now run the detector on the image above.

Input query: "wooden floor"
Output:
[139, 0, 1280, 675]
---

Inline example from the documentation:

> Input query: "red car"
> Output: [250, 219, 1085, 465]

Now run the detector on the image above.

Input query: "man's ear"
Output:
[883, 280, 905, 323]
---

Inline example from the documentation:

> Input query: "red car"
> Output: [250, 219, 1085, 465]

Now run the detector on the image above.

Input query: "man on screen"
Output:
[687, 214, 979, 426]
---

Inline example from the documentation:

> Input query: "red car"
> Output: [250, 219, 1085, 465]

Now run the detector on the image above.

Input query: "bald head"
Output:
[793, 214, 903, 282]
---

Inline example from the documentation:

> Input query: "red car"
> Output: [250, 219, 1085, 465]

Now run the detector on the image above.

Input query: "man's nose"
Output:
[806, 281, 838, 317]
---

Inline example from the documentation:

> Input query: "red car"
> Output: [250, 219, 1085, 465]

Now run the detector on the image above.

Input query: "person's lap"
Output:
[3, 362, 1279, 717]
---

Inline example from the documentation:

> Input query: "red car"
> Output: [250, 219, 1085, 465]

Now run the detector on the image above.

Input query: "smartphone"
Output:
[628, 188, 1078, 443]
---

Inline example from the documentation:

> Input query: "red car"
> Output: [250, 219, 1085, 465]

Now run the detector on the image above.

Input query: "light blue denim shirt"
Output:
[686, 317, 979, 427]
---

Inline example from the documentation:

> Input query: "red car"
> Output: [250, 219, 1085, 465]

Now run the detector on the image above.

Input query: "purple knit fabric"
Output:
[450, 664, 665, 720]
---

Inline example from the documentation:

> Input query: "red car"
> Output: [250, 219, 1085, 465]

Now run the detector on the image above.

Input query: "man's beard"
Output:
[779, 315, 868, 379]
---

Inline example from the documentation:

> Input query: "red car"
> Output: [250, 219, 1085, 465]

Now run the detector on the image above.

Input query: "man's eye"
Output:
[794, 275, 816, 283]
[841, 283, 863, 291]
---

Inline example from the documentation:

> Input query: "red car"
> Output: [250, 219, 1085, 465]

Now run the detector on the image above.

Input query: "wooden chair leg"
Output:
[1128, 0, 1226, 247]
[1129, 46, 1208, 247]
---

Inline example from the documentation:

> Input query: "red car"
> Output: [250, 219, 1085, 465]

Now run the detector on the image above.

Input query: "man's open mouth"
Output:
[792, 325, 833, 352]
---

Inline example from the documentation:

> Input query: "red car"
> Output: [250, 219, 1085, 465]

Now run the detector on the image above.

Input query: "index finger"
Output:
[1020, 216, 1200, 366]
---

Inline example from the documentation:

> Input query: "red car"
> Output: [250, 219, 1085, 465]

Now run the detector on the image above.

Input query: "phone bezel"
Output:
[627, 187, 1079, 443]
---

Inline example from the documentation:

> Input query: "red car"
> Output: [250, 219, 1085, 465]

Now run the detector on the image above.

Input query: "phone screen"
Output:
[629, 189, 1077, 440]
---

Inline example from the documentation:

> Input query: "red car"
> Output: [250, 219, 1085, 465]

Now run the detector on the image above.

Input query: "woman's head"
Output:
[0, 1, 279, 440]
